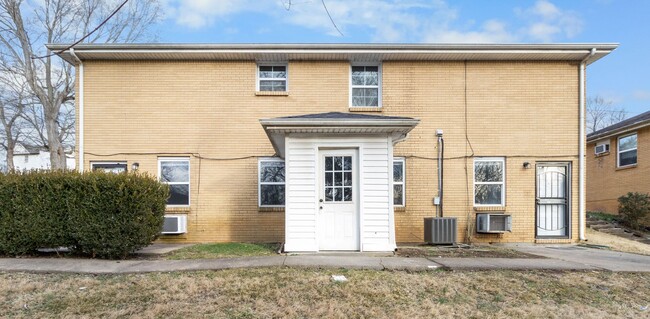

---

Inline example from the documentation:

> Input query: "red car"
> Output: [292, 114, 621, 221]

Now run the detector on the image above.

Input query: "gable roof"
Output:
[587, 110, 650, 142]
[260, 112, 419, 158]
[46, 43, 617, 66]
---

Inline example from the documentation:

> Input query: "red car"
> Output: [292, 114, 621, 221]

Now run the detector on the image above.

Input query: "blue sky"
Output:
[157, 0, 649, 116]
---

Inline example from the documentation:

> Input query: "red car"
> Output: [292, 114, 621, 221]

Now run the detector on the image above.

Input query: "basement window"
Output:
[474, 157, 505, 206]
[259, 159, 285, 207]
[159, 158, 190, 207]
[91, 162, 127, 173]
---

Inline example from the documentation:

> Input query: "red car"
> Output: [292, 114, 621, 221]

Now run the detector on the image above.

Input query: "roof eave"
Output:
[587, 121, 650, 142]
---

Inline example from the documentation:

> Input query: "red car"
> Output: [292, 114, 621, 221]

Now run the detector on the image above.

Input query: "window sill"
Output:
[616, 164, 637, 171]
[166, 207, 191, 213]
[474, 206, 506, 212]
[258, 207, 285, 212]
[349, 107, 383, 112]
[394, 206, 406, 212]
[594, 152, 610, 157]
[256, 91, 289, 96]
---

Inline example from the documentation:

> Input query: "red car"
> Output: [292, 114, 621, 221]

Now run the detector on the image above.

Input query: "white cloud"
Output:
[161, 0, 583, 43]
[516, 0, 583, 42]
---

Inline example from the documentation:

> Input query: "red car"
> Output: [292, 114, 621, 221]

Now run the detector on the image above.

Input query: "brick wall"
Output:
[78, 60, 580, 243]
[586, 126, 650, 214]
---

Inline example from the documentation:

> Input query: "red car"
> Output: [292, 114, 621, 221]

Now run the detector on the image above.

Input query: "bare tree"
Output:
[0, 83, 27, 171]
[0, 0, 160, 169]
[587, 96, 627, 134]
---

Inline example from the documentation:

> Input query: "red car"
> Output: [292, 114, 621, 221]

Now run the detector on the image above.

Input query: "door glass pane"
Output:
[344, 172, 352, 186]
[334, 157, 342, 170]
[325, 157, 333, 171]
[344, 157, 352, 170]
[334, 172, 343, 186]
[344, 187, 352, 201]
[334, 188, 342, 201]
[325, 172, 333, 186]
[325, 187, 333, 201]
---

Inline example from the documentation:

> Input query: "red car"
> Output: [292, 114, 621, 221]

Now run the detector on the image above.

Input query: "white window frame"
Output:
[393, 157, 405, 207]
[158, 157, 190, 208]
[617, 133, 638, 167]
[473, 157, 506, 207]
[256, 63, 288, 92]
[91, 161, 128, 173]
[258, 158, 285, 207]
[349, 63, 382, 108]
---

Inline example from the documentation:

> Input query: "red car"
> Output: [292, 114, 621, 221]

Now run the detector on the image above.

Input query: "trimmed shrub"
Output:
[618, 192, 650, 230]
[0, 170, 168, 259]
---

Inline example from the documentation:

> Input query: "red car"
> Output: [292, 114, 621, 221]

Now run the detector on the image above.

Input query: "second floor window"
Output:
[351, 65, 380, 107]
[258, 64, 287, 92]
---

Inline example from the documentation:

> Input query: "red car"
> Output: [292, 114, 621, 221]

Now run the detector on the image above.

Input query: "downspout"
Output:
[70, 48, 83, 172]
[579, 48, 596, 241]
[436, 129, 444, 217]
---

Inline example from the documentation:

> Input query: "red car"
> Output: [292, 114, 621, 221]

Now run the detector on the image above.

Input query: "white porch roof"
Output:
[260, 112, 420, 158]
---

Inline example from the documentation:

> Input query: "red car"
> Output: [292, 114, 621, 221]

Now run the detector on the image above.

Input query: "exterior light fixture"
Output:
[131, 162, 140, 171]
[523, 162, 531, 169]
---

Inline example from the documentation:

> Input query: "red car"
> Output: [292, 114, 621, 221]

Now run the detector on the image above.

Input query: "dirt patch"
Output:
[396, 244, 543, 259]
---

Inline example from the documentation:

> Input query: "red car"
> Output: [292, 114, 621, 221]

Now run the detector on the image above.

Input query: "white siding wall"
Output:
[284, 134, 395, 252]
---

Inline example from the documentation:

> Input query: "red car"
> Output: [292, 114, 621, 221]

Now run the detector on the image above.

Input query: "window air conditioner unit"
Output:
[476, 213, 512, 233]
[161, 215, 187, 234]
[595, 144, 609, 155]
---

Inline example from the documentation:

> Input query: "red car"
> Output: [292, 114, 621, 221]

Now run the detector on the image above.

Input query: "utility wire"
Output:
[321, 0, 344, 36]
[31, 0, 130, 59]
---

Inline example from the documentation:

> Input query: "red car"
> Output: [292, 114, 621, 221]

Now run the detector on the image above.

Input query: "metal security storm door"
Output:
[536, 163, 571, 238]
[319, 149, 359, 250]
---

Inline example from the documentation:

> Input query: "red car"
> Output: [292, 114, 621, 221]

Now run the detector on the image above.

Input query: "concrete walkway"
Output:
[1, 245, 649, 274]
[510, 244, 650, 272]
[0, 255, 440, 274]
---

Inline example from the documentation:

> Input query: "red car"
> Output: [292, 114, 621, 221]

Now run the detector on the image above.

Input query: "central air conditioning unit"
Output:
[161, 215, 187, 234]
[424, 217, 457, 245]
[595, 143, 610, 155]
[476, 213, 512, 233]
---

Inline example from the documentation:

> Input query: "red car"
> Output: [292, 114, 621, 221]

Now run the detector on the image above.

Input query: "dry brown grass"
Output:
[585, 228, 650, 256]
[1, 268, 649, 318]
[396, 244, 541, 258]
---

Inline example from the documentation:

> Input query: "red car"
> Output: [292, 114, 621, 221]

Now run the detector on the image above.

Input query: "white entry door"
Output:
[536, 163, 570, 238]
[319, 149, 359, 251]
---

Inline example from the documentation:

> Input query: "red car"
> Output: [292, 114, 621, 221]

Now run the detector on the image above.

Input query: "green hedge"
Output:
[0, 170, 168, 259]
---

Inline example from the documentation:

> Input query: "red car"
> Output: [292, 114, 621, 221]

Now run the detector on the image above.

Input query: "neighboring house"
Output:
[48, 43, 616, 252]
[13, 143, 76, 171]
[587, 110, 650, 214]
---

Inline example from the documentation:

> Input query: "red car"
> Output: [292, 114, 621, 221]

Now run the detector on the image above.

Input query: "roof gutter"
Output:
[579, 48, 596, 241]
[69, 48, 84, 172]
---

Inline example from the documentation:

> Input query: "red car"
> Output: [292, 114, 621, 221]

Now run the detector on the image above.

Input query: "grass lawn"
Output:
[585, 228, 650, 256]
[165, 243, 280, 260]
[1, 269, 649, 318]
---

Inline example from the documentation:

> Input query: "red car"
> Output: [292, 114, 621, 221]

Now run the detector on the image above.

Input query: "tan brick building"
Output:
[49, 43, 616, 251]
[587, 111, 650, 214]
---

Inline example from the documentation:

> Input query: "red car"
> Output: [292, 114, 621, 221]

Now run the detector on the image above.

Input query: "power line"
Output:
[321, 0, 343, 36]
[31, 0, 130, 60]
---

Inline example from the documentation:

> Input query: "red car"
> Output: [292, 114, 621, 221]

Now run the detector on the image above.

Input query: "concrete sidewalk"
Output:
[0, 255, 442, 274]
[1, 245, 649, 274]
[509, 244, 650, 272]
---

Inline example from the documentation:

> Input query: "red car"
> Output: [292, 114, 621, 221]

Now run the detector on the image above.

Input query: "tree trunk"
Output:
[45, 111, 66, 170]
[5, 141, 15, 171]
